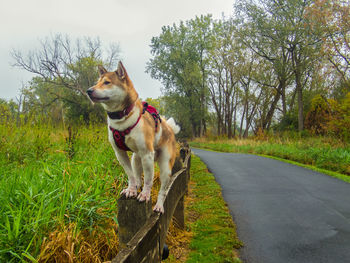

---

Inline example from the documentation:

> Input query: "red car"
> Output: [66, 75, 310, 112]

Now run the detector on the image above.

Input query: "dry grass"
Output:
[38, 220, 118, 263]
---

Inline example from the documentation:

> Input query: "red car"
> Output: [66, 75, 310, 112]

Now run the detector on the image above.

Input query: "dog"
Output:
[86, 61, 180, 213]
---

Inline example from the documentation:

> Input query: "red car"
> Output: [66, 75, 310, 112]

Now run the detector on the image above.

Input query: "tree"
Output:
[0, 99, 11, 123]
[147, 15, 214, 137]
[306, 0, 350, 91]
[12, 34, 120, 124]
[235, 0, 324, 131]
[208, 18, 239, 138]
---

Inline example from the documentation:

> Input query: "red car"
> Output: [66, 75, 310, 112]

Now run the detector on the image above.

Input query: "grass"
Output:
[0, 122, 126, 262]
[190, 135, 350, 183]
[185, 155, 243, 263]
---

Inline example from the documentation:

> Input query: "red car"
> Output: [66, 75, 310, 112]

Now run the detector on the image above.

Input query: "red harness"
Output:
[109, 102, 161, 151]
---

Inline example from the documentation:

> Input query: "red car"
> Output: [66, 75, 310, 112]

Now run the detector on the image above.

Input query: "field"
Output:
[0, 122, 243, 262]
[0, 122, 126, 262]
[191, 135, 350, 183]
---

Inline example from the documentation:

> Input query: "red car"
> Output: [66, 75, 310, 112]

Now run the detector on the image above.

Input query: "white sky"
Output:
[0, 0, 235, 101]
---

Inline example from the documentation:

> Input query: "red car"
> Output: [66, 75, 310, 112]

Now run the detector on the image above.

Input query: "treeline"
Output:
[1, 0, 349, 140]
[147, 0, 350, 139]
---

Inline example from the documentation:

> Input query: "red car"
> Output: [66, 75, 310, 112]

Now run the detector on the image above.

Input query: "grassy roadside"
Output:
[165, 155, 243, 263]
[190, 137, 350, 183]
[186, 155, 243, 263]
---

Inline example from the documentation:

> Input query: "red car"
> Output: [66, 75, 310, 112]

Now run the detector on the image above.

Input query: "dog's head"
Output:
[87, 61, 138, 111]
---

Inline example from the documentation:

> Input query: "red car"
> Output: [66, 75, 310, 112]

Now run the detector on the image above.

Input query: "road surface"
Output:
[192, 148, 350, 263]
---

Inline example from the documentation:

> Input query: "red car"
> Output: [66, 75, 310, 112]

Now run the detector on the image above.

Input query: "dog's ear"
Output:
[115, 61, 127, 80]
[98, 65, 107, 76]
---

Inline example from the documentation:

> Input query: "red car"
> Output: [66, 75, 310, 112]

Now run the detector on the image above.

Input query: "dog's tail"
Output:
[166, 117, 180, 134]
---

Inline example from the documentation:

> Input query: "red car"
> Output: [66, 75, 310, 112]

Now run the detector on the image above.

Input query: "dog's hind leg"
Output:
[137, 151, 154, 202]
[154, 150, 172, 214]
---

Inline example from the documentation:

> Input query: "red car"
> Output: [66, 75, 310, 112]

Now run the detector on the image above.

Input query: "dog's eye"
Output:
[104, 81, 111, 85]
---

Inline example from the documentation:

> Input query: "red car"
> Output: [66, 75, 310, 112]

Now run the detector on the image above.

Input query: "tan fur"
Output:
[87, 61, 180, 213]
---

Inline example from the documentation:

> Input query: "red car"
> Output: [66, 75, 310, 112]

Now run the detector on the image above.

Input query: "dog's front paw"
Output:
[153, 203, 164, 214]
[121, 187, 138, 198]
[137, 190, 151, 202]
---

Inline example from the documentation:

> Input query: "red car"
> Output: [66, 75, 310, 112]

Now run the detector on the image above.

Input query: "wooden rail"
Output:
[112, 147, 191, 263]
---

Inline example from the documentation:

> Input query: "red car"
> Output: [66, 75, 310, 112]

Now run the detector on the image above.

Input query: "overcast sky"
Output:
[0, 0, 234, 101]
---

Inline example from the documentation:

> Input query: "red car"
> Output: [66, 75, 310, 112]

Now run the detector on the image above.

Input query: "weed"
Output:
[65, 125, 78, 160]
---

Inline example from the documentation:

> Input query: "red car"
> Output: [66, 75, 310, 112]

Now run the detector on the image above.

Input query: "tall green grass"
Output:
[0, 122, 126, 262]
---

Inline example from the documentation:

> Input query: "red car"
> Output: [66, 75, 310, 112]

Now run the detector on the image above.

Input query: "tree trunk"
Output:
[296, 80, 304, 131]
[295, 65, 304, 132]
[262, 85, 281, 130]
[239, 101, 247, 138]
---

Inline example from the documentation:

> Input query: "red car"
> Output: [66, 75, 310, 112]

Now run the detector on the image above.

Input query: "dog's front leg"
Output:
[131, 153, 142, 190]
[137, 151, 154, 202]
[115, 149, 139, 198]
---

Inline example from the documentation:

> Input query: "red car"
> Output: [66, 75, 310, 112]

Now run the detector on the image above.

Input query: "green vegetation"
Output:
[186, 155, 243, 263]
[0, 122, 125, 262]
[190, 136, 350, 183]
[146, 0, 350, 139]
[0, 120, 244, 262]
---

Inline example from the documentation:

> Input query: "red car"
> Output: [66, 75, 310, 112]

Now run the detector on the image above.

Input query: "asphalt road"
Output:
[192, 148, 350, 263]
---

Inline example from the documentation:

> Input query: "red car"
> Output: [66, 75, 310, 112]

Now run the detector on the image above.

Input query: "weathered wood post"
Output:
[173, 195, 185, 229]
[171, 156, 186, 230]
[117, 195, 152, 248]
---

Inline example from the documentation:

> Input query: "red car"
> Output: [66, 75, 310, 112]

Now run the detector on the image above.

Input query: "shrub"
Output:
[305, 94, 332, 135]
[305, 93, 350, 141]
[328, 92, 350, 140]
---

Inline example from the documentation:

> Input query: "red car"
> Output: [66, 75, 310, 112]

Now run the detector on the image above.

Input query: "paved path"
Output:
[192, 148, 350, 263]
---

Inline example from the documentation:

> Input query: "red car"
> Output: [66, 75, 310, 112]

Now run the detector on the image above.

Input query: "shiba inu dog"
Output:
[86, 61, 180, 213]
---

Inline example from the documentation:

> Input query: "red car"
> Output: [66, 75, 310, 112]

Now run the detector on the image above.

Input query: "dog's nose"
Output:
[87, 88, 94, 96]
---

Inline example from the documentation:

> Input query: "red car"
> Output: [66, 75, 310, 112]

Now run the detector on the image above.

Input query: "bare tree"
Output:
[11, 34, 121, 123]
[12, 34, 120, 95]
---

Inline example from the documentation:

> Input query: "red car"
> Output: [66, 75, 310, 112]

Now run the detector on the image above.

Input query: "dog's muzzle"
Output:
[86, 88, 94, 97]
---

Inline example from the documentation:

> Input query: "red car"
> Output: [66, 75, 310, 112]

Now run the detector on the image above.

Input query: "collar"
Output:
[107, 104, 135, 120]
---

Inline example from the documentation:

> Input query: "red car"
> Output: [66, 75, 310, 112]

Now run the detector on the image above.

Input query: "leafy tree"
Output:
[0, 99, 11, 123]
[208, 18, 239, 138]
[147, 15, 214, 137]
[306, 0, 350, 89]
[235, 0, 324, 131]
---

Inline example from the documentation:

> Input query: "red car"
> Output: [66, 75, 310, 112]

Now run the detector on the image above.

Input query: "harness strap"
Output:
[142, 102, 162, 129]
[109, 114, 141, 151]
[109, 102, 161, 152]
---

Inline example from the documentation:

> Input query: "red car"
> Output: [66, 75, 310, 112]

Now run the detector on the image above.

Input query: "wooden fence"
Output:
[112, 147, 191, 263]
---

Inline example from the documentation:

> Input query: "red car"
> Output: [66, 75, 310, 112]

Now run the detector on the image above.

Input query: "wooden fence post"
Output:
[173, 195, 185, 229]
[117, 195, 152, 248]
[172, 151, 189, 230]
